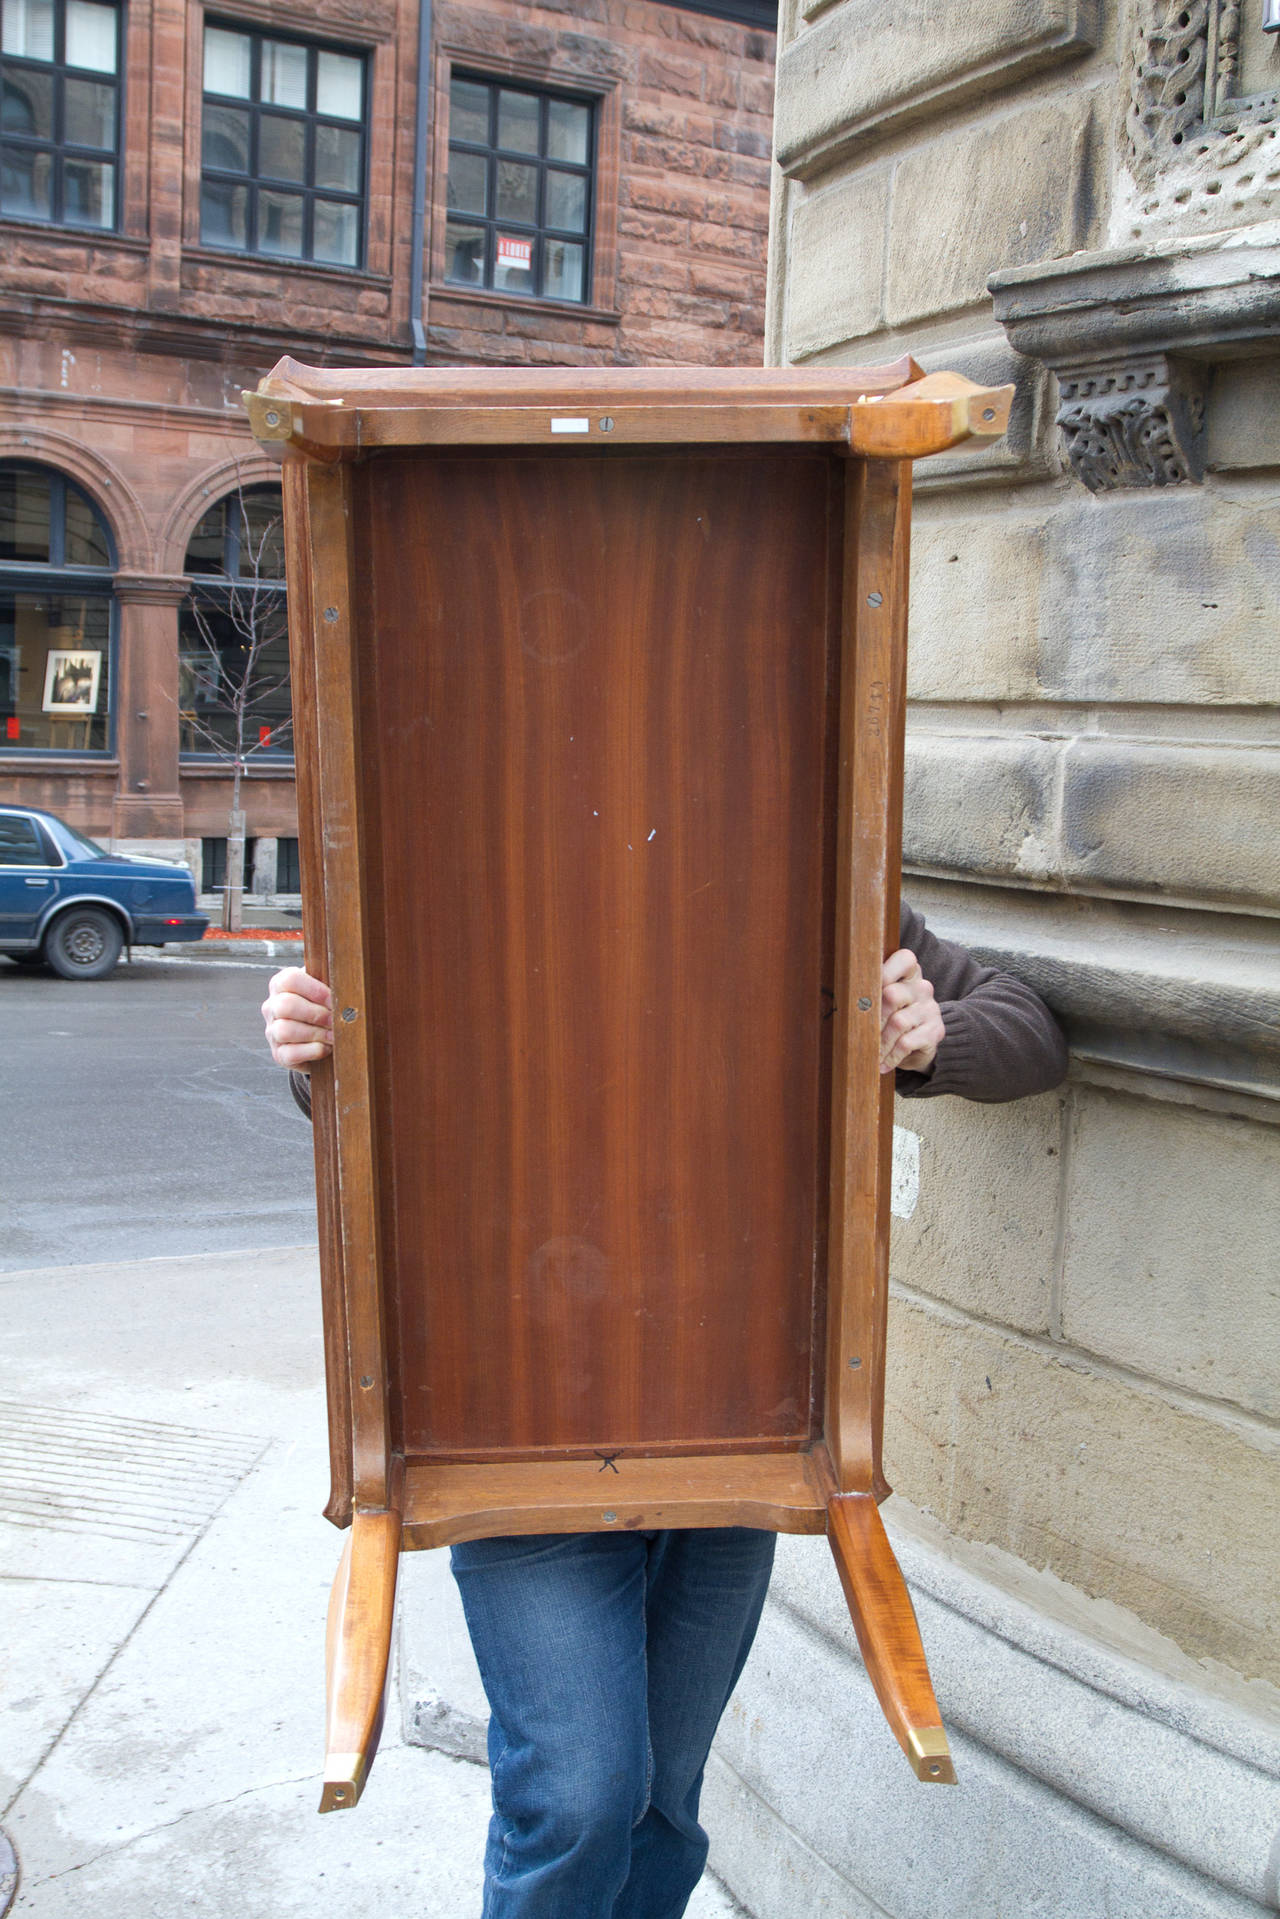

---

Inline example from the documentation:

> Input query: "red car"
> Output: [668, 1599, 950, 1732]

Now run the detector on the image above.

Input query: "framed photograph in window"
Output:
[42, 648, 102, 714]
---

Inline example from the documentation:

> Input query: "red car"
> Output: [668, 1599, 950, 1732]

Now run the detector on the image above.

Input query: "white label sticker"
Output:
[550, 417, 590, 434]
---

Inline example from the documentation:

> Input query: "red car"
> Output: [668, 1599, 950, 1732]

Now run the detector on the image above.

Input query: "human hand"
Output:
[262, 966, 333, 1068]
[880, 948, 945, 1076]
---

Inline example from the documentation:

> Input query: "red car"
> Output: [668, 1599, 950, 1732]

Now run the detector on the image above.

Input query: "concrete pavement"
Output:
[0, 1244, 744, 1918]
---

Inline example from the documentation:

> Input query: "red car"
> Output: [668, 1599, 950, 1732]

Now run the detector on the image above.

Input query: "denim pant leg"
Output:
[450, 1526, 776, 1919]
[451, 1531, 651, 1919]
[616, 1527, 776, 1919]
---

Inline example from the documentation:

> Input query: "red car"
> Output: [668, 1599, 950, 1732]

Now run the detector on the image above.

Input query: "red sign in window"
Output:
[259, 724, 271, 745]
[496, 235, 532, 272]
[5, 717, 19, 741]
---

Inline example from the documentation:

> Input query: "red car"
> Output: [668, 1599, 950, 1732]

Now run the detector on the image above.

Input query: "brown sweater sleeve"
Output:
[894, 901, 1068, 1103]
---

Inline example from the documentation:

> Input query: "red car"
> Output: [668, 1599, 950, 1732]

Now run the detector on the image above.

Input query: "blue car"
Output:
[0, 805, 208, 980]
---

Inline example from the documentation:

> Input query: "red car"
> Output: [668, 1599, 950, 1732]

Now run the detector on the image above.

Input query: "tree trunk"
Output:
[224, 806, 247, 933]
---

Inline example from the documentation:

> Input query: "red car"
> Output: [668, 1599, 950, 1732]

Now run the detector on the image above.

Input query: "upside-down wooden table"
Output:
[246, 358, 1012, 1813]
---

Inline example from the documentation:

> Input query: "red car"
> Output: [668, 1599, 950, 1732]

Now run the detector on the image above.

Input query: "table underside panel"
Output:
[357, 449, 842, 1455]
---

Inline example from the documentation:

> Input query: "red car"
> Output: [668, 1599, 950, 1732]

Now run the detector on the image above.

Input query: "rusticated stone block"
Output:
[902, 732, 1059, 885]
[883, 1293, 1280, 1683]
[890, 1087, 1063, 1334]
[776, 0, 1099, 179]
[783, 163, 889, 360]
[886, 97, 1098, 327]
[908, 483, 1280, 708]
[1061, 1088, 1280, 1419]
[1060, 739, 1280, 910]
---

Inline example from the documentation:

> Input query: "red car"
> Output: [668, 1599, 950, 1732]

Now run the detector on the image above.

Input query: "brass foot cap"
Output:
[908, 1726, 957, 1785]
[319, 1753, 367, 1814]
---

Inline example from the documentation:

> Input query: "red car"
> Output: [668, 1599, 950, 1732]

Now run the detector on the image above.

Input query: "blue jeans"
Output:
[450, 1526, 776, 1919]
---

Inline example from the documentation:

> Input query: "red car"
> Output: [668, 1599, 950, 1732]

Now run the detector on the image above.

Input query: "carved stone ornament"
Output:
[1122, 0, 1280, 229]
[1056, 354, 1206, 492]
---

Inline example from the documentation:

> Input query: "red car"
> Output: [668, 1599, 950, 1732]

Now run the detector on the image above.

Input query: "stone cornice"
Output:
[775, 0, 1098, 179]
[990, 227, 1280, 488]
[990, 225, 1280, 365]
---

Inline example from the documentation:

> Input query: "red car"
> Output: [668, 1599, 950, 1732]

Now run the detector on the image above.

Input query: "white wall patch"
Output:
[891, 1125, 920, 1220]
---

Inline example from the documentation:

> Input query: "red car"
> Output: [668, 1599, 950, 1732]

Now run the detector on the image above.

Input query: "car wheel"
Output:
[45, 907, 125, 980]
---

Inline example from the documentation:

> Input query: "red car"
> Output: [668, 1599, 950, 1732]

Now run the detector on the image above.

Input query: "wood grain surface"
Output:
[401, 1444, 838, 1548]
[827, 1493, 956, 1784]
[352, 448, 843, 1457]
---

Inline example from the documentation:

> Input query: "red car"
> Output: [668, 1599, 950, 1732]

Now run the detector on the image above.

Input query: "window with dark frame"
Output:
[180, 484, 292, 760]
[0, 463, 116, 755]
[445, 72, 595, 306]
[0, 0, 121, 229]
[200, 20, 367, 268]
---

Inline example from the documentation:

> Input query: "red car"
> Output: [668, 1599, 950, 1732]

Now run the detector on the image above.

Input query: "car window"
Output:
[57, 821, 109, 859]
[0, 816, 47, 865]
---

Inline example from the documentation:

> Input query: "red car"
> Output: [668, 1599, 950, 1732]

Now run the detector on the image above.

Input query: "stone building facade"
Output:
[689, 3, 1280, 1915]
[0, 0, 774, 889]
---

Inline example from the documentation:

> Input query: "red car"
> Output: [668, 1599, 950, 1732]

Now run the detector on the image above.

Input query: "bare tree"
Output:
[180, 480, 292, 931]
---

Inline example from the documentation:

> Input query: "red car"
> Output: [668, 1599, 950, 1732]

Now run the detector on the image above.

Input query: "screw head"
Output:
[341, 1006, 357, 1022]
[360, 1375, 373, 1389]
[323, 606, 339, 623]
[857, 996, 872, 1011]
[602, 1510, 617, 1523]
[599, 417, 615, 432]
[867, 591, 883, 608]
[264, 409, 281, 428]
[982, 407, 995, 422]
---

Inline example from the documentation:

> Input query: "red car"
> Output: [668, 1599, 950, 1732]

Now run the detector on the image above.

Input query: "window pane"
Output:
[64, 75, 115, 149]
[547, 98, 588, 164]
[0, 467, 51, 561]
[237, 490, 285, 577]
[0, 141, 51, 215]
[178, 592, 290, 757]
[200, 177, 247, 248]
[494, 231, 533, 292]
[184, 501, 228, 573]
[261, 39, 307, 110]
[449, 75, 488, 145]
[542, 236, 583, 303]
[204, 26, 250, 98]
[63, 485, 109, 566]
[315, 120, 359, 192]
[316, 50, 361, 120]
[545, 168, 585, 234]
[2, 0, 54, 61]
[259, 111, 305, 182]
[258, 187, 303, 255]
[63, 155, 112, 224]
[495, 157, 535, 224]
[1, 589, 111, 752]
[65, 0, 116, 73]
[446, 147, 485, 216]
[2, 69, 53, 139]
[497, 89, 539, 155]
[313, 197, 358, 266]
[202, 102, 249, 174]
[444, 220, 483, 286]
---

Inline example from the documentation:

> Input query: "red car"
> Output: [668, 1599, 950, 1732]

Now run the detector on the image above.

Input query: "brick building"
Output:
[0, 0, 775, 885]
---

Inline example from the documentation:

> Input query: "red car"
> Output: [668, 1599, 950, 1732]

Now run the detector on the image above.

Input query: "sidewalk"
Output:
[0, 1246, 743, 1918]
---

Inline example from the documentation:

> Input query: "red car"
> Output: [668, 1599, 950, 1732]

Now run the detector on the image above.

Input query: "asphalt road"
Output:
[0, 951, 318, 1271]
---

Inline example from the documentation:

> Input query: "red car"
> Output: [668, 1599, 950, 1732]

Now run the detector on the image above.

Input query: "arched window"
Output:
[179, 482, 292, 759]
[0, 463, 116, 753]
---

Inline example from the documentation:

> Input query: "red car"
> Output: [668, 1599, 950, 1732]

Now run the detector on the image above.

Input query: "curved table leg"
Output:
[319, 1507, 401, 1812]
[827, 1493, 956, 1784]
